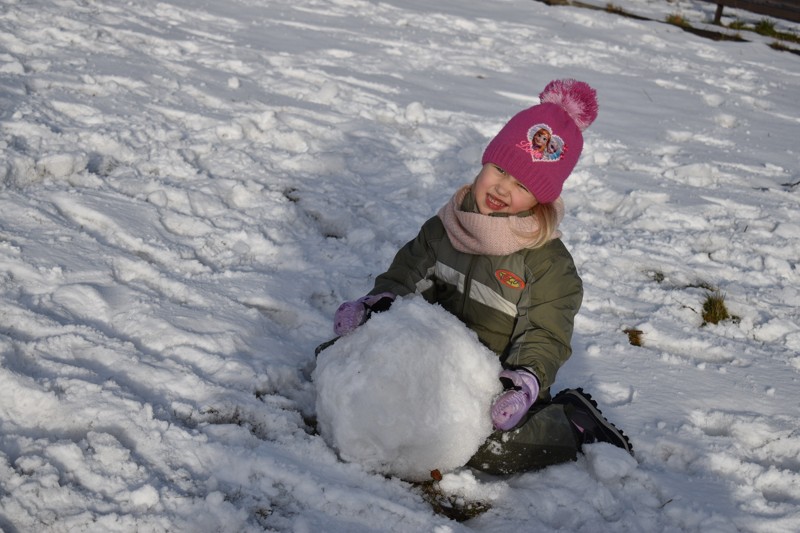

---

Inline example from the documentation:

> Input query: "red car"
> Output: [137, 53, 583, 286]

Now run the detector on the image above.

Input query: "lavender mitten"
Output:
[333, 292, 395, 336]
[491, 369, 540, 431]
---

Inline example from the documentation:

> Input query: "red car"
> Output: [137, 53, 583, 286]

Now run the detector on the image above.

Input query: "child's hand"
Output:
[491, 369, 540, 431]
[333, 292, 395, 336]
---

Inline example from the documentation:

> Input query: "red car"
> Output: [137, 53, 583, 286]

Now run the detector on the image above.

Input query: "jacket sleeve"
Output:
[503, 246, 583, 395]
[369, 216, 443, 298]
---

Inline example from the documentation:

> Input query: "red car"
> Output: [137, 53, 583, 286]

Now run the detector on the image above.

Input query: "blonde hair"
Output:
[517, 202, 560, 249]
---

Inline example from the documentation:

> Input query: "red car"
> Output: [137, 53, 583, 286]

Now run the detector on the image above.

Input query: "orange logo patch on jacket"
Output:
[495, 269, 525, 290]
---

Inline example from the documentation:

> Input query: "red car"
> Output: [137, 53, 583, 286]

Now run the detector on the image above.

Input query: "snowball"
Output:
[404, 101, 426, 124]
[313, 297, 502, 481]
[584, 443, 638, 483]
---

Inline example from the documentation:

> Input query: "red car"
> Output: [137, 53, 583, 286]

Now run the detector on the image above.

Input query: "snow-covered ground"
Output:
[1, 0, 799, 531]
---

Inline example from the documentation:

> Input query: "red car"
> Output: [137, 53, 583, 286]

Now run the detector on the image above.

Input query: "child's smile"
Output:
[484, 192, 510, 211]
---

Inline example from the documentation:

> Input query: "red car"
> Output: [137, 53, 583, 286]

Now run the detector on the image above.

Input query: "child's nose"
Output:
[496, 178, 511, 194]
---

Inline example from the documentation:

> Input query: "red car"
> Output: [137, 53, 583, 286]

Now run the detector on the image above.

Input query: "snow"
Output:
[0, 0, 798, 531]
[314, 297, 502, 482]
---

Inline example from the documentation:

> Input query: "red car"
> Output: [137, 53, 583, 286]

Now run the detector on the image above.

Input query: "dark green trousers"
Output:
[467, 402, 580, 475]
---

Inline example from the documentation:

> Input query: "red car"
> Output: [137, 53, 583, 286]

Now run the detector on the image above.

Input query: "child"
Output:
[331, 79, 632, 475]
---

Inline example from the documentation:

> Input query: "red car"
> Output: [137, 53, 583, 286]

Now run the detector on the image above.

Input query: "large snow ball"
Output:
[313, 297, 502, 481]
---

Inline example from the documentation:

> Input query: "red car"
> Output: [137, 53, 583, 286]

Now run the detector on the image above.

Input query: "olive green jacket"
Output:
[370, 198, 583, 399]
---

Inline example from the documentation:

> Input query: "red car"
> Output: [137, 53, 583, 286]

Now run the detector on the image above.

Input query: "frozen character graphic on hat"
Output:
[528, 125, 551, 160]
[527, 124, 564, 161]
[546, 134, 564, 160]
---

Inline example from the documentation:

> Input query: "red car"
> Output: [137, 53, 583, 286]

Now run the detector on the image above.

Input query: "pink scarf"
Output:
[437, 185, 564, 256]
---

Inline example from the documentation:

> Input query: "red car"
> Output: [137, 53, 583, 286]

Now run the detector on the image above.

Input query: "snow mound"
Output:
[313, 297, 502, 481]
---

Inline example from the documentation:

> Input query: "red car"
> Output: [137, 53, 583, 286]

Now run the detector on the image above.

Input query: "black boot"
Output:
[552, 388, 634, 456]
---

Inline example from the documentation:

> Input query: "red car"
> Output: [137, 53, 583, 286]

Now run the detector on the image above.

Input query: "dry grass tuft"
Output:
[702, 290, 731, 325]
[624, 328, 644, 347]
[666, 13, 690, 28]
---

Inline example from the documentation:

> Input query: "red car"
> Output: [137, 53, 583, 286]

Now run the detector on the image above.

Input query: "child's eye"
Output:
[493, 165, 507, 175]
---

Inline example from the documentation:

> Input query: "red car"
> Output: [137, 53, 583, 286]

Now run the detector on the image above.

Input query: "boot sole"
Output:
[553, 388, 634, 456]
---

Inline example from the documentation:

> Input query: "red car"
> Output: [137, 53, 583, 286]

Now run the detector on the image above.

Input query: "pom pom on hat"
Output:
[538, 79, 598, 132]
[481, 78, 599, 203]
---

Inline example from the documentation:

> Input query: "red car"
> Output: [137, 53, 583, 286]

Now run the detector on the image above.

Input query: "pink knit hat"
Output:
[481, 79, 598, 204]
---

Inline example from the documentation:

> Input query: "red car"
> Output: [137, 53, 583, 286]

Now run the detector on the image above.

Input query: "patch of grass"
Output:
[770, 41, 793, 52]
[701, 290, 730, 325]
[756, 20, 800, 44]
[666, 13, 691, 28]
[755, 18, 777, 36]
[776, 32, 799, 44]
[658, 278, 743, 327]
[726, 17, 800, 45]
[624, 328, 644, 347]
[728, 19, 747, 31]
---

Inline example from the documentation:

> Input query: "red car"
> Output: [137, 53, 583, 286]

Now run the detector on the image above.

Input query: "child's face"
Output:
[473, 164, 538, 215]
